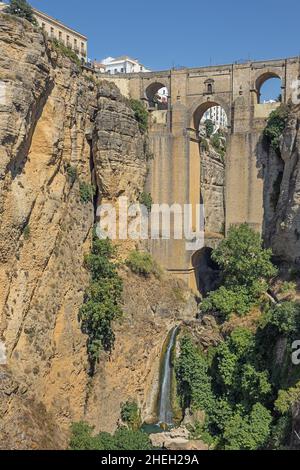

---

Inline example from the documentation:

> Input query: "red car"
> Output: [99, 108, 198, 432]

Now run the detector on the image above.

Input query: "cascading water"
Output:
[158, 325, 179, 425]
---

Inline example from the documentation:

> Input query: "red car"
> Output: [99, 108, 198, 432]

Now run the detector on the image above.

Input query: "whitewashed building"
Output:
[201, 106, 228, 130]
[101, 56, 150, 74]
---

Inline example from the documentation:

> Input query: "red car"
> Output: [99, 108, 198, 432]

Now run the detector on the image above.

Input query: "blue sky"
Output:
[20, 0, 300, 99]
[27, 0, 300, 68]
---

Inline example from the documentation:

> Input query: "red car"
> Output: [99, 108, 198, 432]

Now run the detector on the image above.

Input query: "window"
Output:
[50, 27, 54, 37]
[207, 83, 213, 94]
[121, 68, 124, 73]
[42, 23, 45, 30]
[59, 31, 62, 40]
[114, 69, 118, 74]
[140, 66, 143, 71]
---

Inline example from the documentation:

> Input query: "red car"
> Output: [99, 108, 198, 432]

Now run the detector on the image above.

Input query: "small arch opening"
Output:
[192, 247, 220, 295]
[256, 73, 282, 104]
[145, 82, 169, 110]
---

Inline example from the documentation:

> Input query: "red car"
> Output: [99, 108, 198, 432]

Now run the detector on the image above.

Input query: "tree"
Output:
[175, 336, 215, 412]
[212, 223, 278, 289]
[223, 404, 272, 450]
[69, 422, 153, 451]
[5, 0, 37, 25]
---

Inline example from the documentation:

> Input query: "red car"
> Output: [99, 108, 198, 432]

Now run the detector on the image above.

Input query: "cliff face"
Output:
[0, 14, 198, 449]
[263, 105, 300, 266]
[200, 142, 225, 235]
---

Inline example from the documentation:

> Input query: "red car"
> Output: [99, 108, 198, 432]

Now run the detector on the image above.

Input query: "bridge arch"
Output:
[188, 95, 231, 131]
[144, 80, 169, 109]
[254, 70, 283, 103]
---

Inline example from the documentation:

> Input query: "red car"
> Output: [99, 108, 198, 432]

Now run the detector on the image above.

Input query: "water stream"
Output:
[157, 325, 179, 425]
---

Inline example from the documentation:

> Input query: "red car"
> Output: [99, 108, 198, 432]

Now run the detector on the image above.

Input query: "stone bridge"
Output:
[108, 57, 300, 291]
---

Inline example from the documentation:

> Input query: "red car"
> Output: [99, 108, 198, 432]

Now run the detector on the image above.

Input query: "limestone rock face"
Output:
[263, 105, 300, 265]
[85, 272, 197, 433]
[200, 143, 225, 235]
[0, 14, 185, 449]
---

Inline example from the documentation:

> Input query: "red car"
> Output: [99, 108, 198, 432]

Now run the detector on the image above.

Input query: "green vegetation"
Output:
[129, 99, 148, 133]
[23, 224, 31, 240]
[79, 181, 95, 204]
[51, 38, 81, 67]
[202, 224, 277, 319]
[120, 400, 141, 431]
[66, 164, 77, 184]
[175, 223, 300, 450]
[79, 234, 123, 370]
[205, 119, 214, 137]
[139, 191, 153, 212]
[264, 105, 289, 153]
[126, 250, 162, 278]
[69, 422, 153, 450]
[4, 0, 37, 25]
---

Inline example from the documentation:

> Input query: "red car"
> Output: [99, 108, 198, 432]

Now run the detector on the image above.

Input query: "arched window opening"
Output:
[256, 74, 282, 104]
[146, 82, 169, 110]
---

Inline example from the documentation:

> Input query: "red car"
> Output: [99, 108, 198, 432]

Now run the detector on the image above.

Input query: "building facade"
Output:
[101, 56, 150, 74]
[201, 105, 228, 130]
[0, 2, 87, 62]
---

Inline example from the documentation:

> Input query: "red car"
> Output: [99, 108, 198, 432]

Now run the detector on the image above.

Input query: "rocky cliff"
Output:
[0, 14, 197, 449]
[263, 104, 300, 268]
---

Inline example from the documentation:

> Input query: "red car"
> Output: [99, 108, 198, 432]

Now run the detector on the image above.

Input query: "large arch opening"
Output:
[256, 73, 282, 104]
[145, 82, 169, 110]
[191, 101, 228, 237]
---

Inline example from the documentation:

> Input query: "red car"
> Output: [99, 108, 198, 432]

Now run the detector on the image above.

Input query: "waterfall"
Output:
[158, 325, 179, 425]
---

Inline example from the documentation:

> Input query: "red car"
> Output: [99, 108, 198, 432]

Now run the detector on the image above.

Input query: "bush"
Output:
[51, 38, 81, 67]
[275, 382, 300, 415]
[211, 134, 221, 150]
[66, 164, 77, 184]
[23, 224, 30, 240]
[139, 192, 153, 212]
[205, 119, 214, 137]
[120, 401, 141, 431]
[130, 99, 148, 133]
[79, 181, 95, 204]
[69, 422, 153, 450]
[201, 285, 255, 319]
[79, 234, 123, 368]
[126, 250, 161, 278]
[263, 105, 289, 153]
[4, 0, 37, 25]
[175, 336, 215, 413]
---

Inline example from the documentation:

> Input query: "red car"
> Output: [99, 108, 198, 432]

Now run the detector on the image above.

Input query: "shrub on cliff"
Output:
[263, 104, 289, 153]
[79, 181, 95, 204]
[126, 250, 162, 278]
[139, 191, 153, 212]
[51, 38, 81, 67]
[129, 99, 148, 133]
[4, 0, 37, 25]
[79, 234, 123, 369]
[120, 400, 141, 431]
